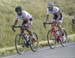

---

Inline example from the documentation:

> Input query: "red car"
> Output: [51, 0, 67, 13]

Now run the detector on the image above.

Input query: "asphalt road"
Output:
[2, 43, 75, 58]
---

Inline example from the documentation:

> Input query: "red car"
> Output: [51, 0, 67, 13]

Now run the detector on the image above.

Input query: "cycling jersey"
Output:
[16, 11, 32, 26]
[46, 6, 62, 20]
[16, 11, 32, 21]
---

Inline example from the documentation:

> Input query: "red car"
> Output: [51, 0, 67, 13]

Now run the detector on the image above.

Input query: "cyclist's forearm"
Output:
[14, 20, 18, 26]
[45, 14, 49, 21]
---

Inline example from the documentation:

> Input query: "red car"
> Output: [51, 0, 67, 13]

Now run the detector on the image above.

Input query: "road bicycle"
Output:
[43, 21, 67, 49]
[12, 24, 39, 54]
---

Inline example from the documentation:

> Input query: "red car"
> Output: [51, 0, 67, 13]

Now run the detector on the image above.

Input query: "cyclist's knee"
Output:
[57, 24, 62, 31]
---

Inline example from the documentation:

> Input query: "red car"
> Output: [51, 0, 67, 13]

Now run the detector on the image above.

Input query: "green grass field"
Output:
[0, 0, 75, 48]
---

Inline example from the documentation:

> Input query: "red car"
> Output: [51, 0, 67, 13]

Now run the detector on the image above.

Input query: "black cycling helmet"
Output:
[15, 6, 22, 12]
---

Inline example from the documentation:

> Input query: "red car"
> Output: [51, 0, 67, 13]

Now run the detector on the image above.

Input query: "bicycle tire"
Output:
[29, 32, 39, 52]
[63, 29, 67, 42]
[60, 29, 68, 47]
[47, 30, 56, 49]
[15, 34, 26, 54]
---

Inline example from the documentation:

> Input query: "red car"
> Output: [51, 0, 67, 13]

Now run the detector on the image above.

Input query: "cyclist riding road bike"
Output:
[12, 6, 33, 47]
[44, 2, 66, 42]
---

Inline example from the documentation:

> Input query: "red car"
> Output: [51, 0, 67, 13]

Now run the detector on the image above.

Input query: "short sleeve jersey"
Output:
[16, 11, 32, 20]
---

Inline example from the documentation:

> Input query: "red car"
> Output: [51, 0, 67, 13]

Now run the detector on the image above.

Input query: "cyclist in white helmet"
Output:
[46, 2, 63, 26]
[44, 2, 65, 41]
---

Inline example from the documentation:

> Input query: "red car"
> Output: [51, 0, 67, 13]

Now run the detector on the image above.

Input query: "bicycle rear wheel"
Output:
[29, 32, 39, 52]
[15, 34, 26, 54]
[62, 29, 67, 43]
[60, 29, 68, 46]
[47, 30, 56, 49]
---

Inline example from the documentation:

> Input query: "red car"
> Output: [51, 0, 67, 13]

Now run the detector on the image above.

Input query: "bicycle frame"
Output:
[12, 25, 38, 54]
[43, 22, 67, 48]
[44, 22, 61, 42]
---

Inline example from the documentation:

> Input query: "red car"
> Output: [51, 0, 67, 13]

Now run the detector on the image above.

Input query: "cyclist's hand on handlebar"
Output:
[12, 25, 16, 32]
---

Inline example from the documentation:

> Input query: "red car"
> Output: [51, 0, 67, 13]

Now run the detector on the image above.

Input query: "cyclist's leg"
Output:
[57, 20, 63, 31]
[53, 14, 63, 31]
[21, 21, 31, 47]
[26, 19, 32, 35]
[57, 17, 63, 34]
[21, 19, 32, 34]
[27, 19, 37, 42]
[50, 19, 56, 40]
[57, 17, 67, 42]
[24, 18, 36, 40]
[21, 20, 27, 33]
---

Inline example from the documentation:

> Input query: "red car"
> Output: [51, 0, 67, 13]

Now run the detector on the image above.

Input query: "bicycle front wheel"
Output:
[47, 30, 56, 49]
[30, 32, 39, 52]
[15, 34, 26, 54]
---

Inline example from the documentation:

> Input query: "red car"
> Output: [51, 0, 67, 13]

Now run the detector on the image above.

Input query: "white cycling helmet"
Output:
[47, 2, 54, 8]
[47, 2, 54, 11]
